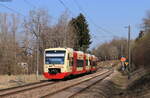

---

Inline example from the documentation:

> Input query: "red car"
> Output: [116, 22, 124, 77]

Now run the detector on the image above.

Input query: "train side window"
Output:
[93, 61, 96, 66]
[77, 60, 84, 67]
[86, 60, 88, 66]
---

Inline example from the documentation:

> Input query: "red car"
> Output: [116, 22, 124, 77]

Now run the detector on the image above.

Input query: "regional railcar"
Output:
[43, 48, 98, 79]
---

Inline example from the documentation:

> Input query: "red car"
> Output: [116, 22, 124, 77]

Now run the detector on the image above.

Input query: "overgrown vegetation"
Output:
[92, 38, 128, 61]
[132, 11, 150, 67]
[0, 9, 91, 75]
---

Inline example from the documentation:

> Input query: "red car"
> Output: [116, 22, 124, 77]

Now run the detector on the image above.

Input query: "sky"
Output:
[0, 0, 150, 49]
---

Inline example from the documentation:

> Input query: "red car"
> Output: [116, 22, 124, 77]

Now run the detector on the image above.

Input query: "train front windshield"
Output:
[45, 50, 66, 64]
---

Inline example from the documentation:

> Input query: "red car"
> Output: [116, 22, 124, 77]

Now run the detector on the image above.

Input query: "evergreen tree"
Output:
[70, 13, 91, 52]
[135, 30, 144, 41]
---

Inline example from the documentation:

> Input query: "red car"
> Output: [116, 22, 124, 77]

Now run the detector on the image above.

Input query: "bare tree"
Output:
[0, 13, 21, 75]
[143, 11, 150, 33]
[132, 11, 150, 67]
[92, 38, 128, 61]
[23, 8, 51, 74]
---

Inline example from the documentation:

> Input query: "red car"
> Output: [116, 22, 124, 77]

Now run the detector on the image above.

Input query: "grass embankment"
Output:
[110, 65, 150, 98]
[98, 60, 120, 68]
[0, 74, 46, 89]
[125, 73, 150, 98]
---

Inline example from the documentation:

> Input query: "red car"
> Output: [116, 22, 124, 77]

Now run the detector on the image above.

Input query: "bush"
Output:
[132, 32, 150, 67]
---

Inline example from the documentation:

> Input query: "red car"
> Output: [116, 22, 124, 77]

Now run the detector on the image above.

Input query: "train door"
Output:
[72, 52, 77, 73]
[90, 57, 93, 71]
[67, 53, 73, 72]
[86, 58, 90, 72]
[83, 54, 86, 71]
[76, 52, 84, 72]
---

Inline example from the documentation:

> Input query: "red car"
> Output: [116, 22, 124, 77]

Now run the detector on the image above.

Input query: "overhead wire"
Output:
[73, 0, 116, 37]
[57, 0, 86, 49]
[24, 0, 59, 24]
[57, 0, 112, 48]
[0, 3, 25, 17]
[24, 0, 36, 8]
[57, 0, 75, 17]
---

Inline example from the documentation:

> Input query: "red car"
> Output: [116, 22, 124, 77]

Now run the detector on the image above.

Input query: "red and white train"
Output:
[43, 48, 98, 79]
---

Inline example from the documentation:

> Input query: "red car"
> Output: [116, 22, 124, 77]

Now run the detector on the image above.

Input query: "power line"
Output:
[23, 0, 58, 21]
[73, 0, 116, 37]
[57, 0, 75, 16]
[73, 0, 114, 34]
[24, 0, 36, 8]
[57, 0, 113, 46]
[0, 3, 25, 17]
[24, 0, 59, 24]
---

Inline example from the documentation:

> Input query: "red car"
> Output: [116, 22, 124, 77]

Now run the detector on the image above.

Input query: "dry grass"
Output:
[0, 74, 46, 89]
[111, 70, 128, 89]
[110, 67, 150, 98]
[98, 60, 120, 68]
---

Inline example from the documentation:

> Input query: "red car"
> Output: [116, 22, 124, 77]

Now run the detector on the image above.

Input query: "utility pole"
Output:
[121, 44, 123, 57]
[36, 22, 40, 79]
[36, 36, 39, 79]
[64, 24, 67, 47]
[127, 25, 131, 71]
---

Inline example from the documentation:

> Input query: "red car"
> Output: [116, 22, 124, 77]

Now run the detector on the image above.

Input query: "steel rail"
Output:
[42, 70, 113, 98]
[0, 81, 56, 97]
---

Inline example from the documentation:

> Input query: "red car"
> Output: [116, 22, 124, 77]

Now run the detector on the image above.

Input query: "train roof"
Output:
[45, 48, 97, 59]
[45, 47, 74, 51]
[75, 51, 84, 54]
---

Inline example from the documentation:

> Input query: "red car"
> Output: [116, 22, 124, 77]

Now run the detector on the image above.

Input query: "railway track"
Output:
[0, 69, 113, 98]
[42, 70, 113, 98]
[0, 81, 56, 98]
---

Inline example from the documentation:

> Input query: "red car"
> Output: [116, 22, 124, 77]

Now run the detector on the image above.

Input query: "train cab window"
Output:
[45, 50, 65, 64]
[77, 60, 84, 67]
